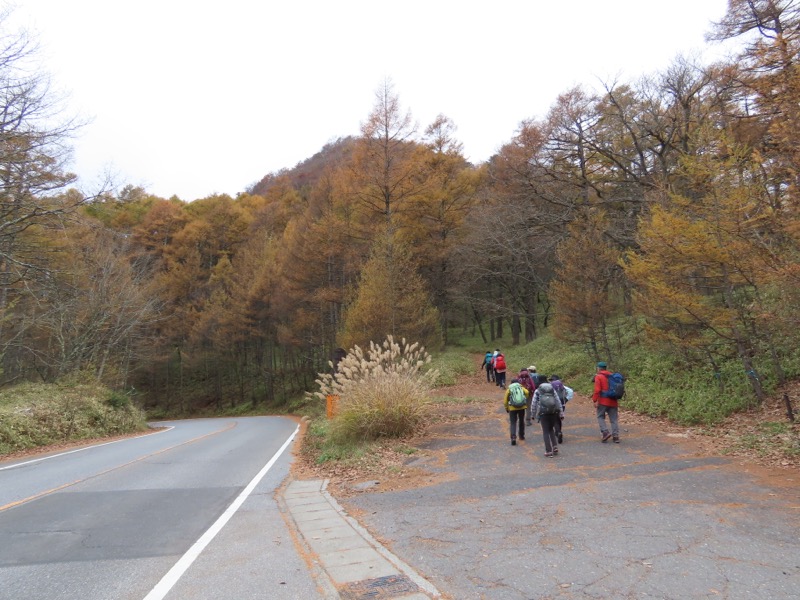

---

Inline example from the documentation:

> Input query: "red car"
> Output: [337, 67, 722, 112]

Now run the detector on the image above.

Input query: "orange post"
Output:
[326, 394, 339, 419]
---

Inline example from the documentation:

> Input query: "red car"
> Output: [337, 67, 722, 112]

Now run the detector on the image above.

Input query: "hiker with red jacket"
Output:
[592, 361, 620, 443]
[493, 352, 507, 389]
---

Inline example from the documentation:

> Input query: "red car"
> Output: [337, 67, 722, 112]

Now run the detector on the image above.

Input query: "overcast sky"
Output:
[9, 1, 737, 201]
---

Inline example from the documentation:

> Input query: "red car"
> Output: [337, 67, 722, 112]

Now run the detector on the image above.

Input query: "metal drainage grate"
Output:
[338, 574, 421, 599]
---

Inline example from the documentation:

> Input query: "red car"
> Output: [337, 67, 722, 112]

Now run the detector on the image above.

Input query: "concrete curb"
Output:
[280, 478, 440, 599]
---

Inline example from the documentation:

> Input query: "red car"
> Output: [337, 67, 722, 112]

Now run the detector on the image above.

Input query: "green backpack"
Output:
[508, 382, 527, 408]
[537, 384, 560, 415]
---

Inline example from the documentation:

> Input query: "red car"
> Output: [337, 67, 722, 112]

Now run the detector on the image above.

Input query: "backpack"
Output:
[531, 373, 547, 387]
[537, 384, 560, 415]
[507, 382, 527, 408]
[551, 380, 567, 405]
[601, 372, 625, 400]
[494, 355, 507, 371]
[484, 353, 493, 366]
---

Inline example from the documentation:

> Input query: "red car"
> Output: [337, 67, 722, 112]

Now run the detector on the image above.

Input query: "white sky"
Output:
[9, 0, 736, 201]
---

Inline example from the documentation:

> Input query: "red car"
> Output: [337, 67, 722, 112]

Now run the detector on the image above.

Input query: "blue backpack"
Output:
[601, 372, 625, 400]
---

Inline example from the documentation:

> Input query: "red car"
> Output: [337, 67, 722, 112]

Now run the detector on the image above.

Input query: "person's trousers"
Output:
[539, 413, 559, 453]
[509, 409, 525, 439]
[554, 413, 563, 438]
[596, 404, 619, 436]
[486, 367, 494, 382]
[496, 371, 506, 388]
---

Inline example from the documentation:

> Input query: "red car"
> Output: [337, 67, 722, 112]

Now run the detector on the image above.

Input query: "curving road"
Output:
[0, 416, 324, 600]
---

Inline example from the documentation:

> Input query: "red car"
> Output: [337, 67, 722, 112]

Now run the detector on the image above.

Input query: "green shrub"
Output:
[428, 349, 475, 385]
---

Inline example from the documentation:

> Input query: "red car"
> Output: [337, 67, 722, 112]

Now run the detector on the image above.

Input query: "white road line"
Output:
[142, 424, 300, 600]
[0, 427, 174, 471]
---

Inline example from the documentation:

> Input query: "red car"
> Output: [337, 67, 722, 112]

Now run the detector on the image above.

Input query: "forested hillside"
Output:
[2, 1, 799, 415]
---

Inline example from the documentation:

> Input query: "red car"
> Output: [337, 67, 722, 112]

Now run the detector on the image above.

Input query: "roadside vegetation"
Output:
[0, 381, 149, 456]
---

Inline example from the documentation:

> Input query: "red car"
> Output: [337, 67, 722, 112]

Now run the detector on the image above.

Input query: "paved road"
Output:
[335, 384, 800, 599]
[0, 416, 324, 600]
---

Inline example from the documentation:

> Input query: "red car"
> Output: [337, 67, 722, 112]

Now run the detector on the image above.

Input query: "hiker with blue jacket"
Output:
[593, 361, 620, 443]
[532, 381, 564, 457]
[482, 350, 494, 383]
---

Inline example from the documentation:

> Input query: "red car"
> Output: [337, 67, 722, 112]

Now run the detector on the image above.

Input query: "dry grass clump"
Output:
[0, 382, 148, 455]
[312, 336, 438, 443]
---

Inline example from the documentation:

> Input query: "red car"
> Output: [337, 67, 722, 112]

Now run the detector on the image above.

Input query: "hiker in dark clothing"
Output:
[482, 350, 494, 383]
[532, 381, 564, 457]
[548, 375, 570, 444]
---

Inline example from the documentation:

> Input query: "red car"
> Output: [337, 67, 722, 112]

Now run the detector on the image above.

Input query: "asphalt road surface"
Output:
[338, 388, 800, 599]
[0, 416, 324, 600]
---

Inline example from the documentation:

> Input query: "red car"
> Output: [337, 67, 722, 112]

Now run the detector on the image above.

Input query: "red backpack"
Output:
[494, 355, 507, 370]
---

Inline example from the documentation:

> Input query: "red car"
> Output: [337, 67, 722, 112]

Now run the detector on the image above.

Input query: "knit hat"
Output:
[597, 361, 607, 369]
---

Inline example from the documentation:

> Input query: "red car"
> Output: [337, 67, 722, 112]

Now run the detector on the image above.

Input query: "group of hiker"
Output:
[483, 352, 623, 456]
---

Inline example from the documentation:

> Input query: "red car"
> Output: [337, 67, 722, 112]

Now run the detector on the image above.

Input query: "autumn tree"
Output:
[0, 14, 91, 380]
[339, 234, 441, 351]
[348, 79, 427, 237]
[550, 211, 624, 362]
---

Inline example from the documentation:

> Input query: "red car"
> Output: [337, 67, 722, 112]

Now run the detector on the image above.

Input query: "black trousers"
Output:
[509, 409, 525, 439]
[539, 413, 559, 453]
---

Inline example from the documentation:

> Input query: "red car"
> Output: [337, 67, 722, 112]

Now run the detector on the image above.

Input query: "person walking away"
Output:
[494, 353, 508, 389]
[482, 350, 494, 383]
[532, 381, 563, 457]
[548, 375, 569, 444]
[504, 378, 530, 446]
[517, 368, 535, 426]
[593, 361, 620, 443]
[528, 365, 547, 388]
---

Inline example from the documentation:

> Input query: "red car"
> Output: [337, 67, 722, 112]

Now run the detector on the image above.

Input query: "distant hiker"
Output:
[517, 368, 535, 426]
[548, 374, 571, 444]
[532, 381, 563, 457]
[528, 365, 548, 388]
[593, 361, 620, 443]
[494, 352, 507, 389]
[504, 377, 530, 446]
[482, 350, 494, 383]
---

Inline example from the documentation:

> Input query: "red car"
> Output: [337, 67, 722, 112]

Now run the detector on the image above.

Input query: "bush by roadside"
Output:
[0, 382, 149, 456]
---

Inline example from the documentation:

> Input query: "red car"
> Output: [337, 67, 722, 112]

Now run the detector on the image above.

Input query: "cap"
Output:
[597, 361, 607, 369]
[527, 365, 536, 372]
[548, 374, 560, 381]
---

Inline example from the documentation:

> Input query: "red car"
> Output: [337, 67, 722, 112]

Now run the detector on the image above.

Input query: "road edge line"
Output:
[142, 423, 300, 600]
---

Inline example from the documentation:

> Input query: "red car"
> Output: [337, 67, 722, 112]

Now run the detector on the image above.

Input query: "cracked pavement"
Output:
[335, 385, 800, 599]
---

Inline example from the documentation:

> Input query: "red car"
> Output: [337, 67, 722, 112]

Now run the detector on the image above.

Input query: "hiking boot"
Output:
[519, 436, 525, 441]
[553, 447, 559, 455]
[511, 438, 516, 446]
[613, 436, 620, 443]
[602, 431, 612, 442]
[544, 452, 554, 457]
